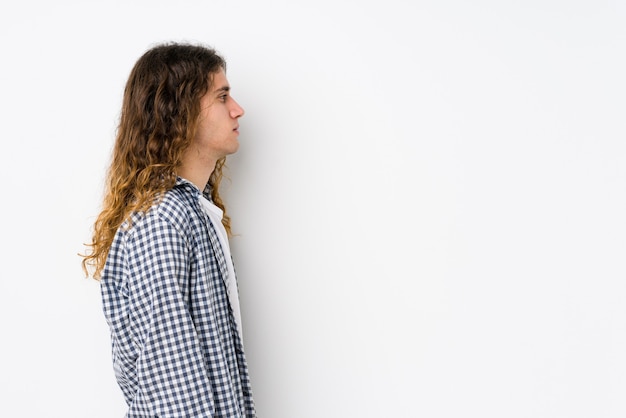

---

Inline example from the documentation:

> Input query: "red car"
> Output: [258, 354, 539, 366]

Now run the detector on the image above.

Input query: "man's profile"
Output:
[81, 42, 256, 417]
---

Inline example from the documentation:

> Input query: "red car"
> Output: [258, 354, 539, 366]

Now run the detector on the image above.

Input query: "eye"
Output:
[219, 94, 228, 103]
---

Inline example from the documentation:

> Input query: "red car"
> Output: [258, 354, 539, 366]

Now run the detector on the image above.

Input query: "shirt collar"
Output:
[175, 177, 213, 202]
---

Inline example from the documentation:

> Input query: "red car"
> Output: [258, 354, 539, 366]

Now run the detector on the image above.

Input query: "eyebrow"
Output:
[214, 85, 231, 94]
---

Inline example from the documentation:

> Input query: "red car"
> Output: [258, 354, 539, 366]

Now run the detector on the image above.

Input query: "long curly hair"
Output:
[82, 42, 231, 279]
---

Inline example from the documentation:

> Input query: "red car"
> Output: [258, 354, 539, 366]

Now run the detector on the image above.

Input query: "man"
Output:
[82, 42, 256, 417]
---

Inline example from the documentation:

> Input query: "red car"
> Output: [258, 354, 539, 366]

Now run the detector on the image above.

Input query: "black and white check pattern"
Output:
[101, 178, 256, 417]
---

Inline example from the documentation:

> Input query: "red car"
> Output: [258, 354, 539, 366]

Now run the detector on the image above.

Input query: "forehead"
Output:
[209, 69, 229, 92]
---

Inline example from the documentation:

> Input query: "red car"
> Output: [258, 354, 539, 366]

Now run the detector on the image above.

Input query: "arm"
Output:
[119, 214, 215, 417]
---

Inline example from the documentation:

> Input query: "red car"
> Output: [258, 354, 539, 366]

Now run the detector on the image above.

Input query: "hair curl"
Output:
[81, 42, 231, 279]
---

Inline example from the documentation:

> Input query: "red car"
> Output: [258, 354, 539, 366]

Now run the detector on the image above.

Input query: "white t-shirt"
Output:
[198, 195, 243, 340]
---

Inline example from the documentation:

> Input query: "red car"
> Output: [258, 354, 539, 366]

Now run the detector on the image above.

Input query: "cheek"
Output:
[196, 119, 217, 142]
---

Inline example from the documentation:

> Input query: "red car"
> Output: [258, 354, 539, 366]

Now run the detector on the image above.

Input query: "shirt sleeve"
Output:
[106, 214, 216, 417]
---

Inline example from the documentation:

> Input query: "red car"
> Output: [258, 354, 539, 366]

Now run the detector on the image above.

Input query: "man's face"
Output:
[193, 69, 245, 163]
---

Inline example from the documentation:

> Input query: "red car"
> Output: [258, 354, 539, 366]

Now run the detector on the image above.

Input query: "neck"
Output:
[177, 157, 218, 191]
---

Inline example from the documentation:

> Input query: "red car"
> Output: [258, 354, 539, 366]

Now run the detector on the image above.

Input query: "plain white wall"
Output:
[1, 1, 625, 417]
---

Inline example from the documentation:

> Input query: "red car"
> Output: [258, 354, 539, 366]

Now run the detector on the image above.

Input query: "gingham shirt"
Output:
[101, 178, 256, 418]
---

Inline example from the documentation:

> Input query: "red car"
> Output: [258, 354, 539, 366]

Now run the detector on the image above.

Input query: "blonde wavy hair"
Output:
[82, 42, 232, 279]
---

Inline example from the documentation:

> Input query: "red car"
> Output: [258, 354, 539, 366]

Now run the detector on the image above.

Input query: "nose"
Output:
[230, 98, 245, 118]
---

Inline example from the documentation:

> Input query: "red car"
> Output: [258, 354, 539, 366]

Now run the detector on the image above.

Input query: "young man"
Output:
[82, 43, 255, 417]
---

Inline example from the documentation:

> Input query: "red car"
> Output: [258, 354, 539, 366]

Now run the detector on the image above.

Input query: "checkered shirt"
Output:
[101, 178, 256, 417]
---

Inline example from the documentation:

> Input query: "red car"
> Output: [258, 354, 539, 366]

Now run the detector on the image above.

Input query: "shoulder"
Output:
[102, 182, 205, 283]
[155, 185, 199, 229]
[118, 183, 203, 245]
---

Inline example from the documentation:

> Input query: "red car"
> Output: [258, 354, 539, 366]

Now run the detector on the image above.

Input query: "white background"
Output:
[1, 1, 625, 417]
